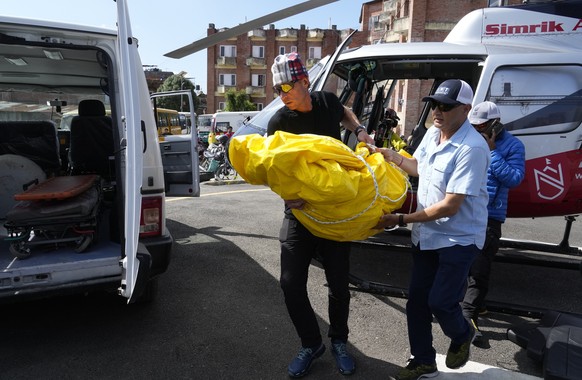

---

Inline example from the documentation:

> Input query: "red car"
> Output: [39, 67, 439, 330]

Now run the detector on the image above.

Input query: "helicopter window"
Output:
[489, 65, 582, 135]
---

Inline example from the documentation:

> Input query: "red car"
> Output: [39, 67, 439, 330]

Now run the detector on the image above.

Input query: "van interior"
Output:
[0, 31, 124, 280]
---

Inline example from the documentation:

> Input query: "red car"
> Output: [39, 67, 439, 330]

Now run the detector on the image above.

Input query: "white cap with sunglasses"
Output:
[271, 53, 309, 94]
[422, 79, 473, 106]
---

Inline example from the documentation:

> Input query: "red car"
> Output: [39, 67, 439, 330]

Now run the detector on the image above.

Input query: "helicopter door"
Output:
[310, 30, 357, 92]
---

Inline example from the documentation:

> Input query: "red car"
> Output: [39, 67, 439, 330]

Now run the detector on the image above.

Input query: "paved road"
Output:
[1, 181, 580, 379]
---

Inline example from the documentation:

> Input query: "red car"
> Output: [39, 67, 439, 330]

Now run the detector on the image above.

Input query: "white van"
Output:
[0, 1, 199, 303]
[209, 111, 258, 142]
[196, 113, 214, 144]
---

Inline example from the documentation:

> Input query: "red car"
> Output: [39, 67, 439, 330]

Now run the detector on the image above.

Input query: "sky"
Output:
[4, 0, 364, 93]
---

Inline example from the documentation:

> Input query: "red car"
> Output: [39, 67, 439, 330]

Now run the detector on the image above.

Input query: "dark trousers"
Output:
[407, 244, 478, 364]
[462, 219, 502, 322]
[279, 216, 351, 348]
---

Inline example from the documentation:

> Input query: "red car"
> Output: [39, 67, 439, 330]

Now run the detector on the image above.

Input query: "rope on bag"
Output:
[298, 136, 410, 225]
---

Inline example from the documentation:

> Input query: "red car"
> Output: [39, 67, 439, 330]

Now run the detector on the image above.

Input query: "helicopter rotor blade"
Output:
[164, 0, 339, 59]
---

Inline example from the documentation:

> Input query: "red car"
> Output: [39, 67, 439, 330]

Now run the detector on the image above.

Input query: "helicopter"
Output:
[165, 0, 582, 258]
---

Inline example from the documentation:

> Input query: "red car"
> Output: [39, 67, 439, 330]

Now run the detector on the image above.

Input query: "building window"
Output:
[254, 103, 264, 111]
[279, 46, 286, 55]
[403, 0, 410, 17]
[252, 74, 266, 87]
[308, 46, 322, 59]
[219, 74, 236, 86]
[218, 102, 226, 110]
[252, 45, 265, 58]
[291, 46, 297, 53]
[369, 15, 380, 31]
[219, 45, 236, 57]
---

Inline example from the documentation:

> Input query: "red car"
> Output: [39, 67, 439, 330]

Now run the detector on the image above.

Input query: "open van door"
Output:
[152, 90, 201, 197]
[116, 0, 146, 302]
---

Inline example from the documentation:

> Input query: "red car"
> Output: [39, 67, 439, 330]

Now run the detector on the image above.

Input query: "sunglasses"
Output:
[274, 80, 298, 95]
[430, 101, 462, 112]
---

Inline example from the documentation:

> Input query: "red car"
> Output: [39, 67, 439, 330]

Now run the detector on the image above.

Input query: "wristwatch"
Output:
[354, 125, 366, 136]
[398, 214, 406, 227]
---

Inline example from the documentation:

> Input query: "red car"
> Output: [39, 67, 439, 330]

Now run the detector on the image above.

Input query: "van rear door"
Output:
[116, 0, 146, 302]
[152, 91, 201, 196]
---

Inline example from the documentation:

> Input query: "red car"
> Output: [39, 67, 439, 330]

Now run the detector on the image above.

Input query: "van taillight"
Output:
[140, 196, 162, 238]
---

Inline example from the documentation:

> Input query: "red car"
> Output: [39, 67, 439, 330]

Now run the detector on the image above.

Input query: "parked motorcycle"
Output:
[199, 134, 237, 181]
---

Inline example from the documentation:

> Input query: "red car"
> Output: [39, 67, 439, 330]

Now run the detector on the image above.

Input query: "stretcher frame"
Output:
[4, 175, 102, 259]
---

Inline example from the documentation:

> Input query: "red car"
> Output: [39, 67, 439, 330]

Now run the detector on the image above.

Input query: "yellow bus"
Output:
[155, 107, 182, 136]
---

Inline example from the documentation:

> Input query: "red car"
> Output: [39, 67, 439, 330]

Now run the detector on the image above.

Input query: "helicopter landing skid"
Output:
[499, 215, 582, 256]
[349, 216, 582, 318]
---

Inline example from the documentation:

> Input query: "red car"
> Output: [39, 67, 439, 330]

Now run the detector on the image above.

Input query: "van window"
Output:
[489, 65, 582, 135]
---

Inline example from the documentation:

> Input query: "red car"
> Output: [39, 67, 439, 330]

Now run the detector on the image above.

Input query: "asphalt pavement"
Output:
[1, 180, 580, 380]
[164, 181, 582, 379]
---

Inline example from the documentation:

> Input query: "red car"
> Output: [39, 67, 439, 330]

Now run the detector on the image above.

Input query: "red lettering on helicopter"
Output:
[574, 19, 582, 31]
[485, 20, 567, 35]
[532, 158, 566, 201]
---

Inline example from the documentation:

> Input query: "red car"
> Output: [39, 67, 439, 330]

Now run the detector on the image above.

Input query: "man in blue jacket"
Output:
[462, 101, 525, 347]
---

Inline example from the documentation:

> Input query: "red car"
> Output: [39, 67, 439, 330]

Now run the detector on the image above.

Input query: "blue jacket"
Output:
[487, 129, 526, 222]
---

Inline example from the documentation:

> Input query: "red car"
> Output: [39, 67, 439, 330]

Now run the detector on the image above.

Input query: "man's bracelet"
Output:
[354, 125, 365, 136]
[394, 154, 404, 167]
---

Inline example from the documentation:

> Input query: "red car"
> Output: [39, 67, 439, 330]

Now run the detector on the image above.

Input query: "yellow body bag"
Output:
[229, 131, 409, 241]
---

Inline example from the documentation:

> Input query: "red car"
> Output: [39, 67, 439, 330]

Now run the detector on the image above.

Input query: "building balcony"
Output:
[216, 56, 237, 67]
[245, 86, 266, 96]
[379, 12, 392, 24]
[307, 29, 324, 40]
[216, 85, 237, 94]
[277, 28, 297, 39]
[246, 57, 266, 67]
[392, 17, 410, 33]
[383, 31, 401, 43]
[383, 0, 397, 12]
[247, 29, 266, 39]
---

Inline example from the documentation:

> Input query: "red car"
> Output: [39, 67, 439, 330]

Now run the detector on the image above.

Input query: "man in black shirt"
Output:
[267, 52, 373, 378]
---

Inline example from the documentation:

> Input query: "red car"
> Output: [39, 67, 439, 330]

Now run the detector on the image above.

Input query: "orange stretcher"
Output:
[14, 174, 98, 201]
[4, 175, 102, 259]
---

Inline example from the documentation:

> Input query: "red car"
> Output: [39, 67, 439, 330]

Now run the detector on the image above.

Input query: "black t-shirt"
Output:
[267, 91, 345, 218]
[267, 91, 345, 140]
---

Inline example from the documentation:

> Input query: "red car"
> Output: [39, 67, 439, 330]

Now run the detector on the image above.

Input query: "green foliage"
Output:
[156, 74, 199, 112]
[224, 89, 257, 111]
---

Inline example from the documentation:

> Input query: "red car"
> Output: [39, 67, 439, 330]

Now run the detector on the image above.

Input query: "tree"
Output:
[224, 89, 257, 112]
[156, 73, 199, 113]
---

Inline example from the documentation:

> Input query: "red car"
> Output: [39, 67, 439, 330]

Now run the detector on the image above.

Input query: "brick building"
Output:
[205, 23, 348, 114]
[363, 0, 522, 135]
[204, 0, 523, 118]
